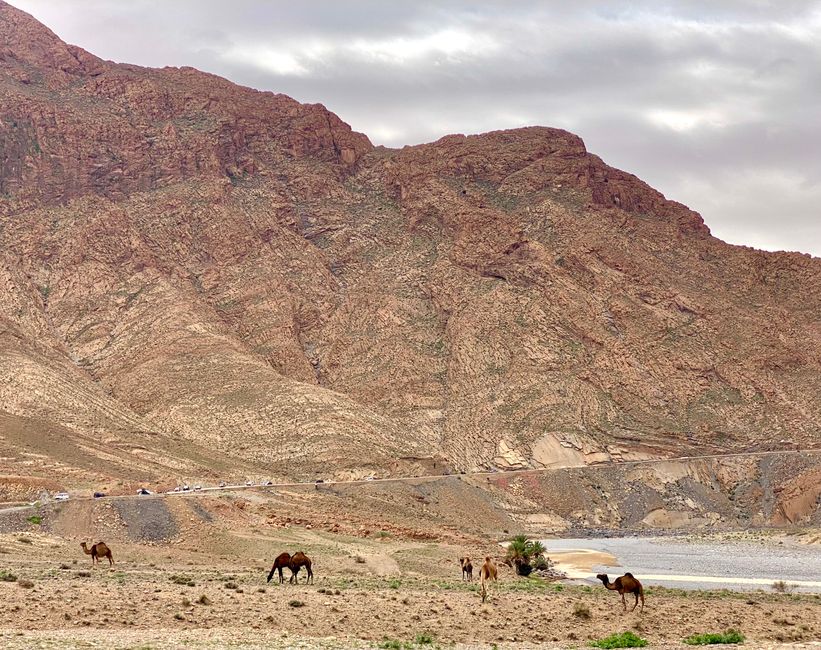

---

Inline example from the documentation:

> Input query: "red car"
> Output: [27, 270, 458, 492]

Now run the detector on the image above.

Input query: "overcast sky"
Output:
[12, 1, 821, 257]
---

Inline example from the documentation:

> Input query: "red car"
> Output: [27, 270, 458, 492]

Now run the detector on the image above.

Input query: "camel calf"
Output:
[479, 556, 497, 603]
[596, 572, 645, 612]
[459, 557, 473, 582]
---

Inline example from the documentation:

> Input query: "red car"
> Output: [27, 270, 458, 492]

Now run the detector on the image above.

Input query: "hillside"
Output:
[1, 0, 819, 487]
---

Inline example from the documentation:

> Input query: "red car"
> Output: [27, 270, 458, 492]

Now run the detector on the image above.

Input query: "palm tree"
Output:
[506, 535, 533, 575]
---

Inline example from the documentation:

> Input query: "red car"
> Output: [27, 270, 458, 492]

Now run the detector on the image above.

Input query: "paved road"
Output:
[3, 447, 820, 511]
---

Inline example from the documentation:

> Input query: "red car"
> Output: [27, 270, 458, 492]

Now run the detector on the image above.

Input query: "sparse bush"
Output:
[169, 574, 195, 587]
[224, 581, 238, 590]
[378, 640, 403, 650]
[288, 599, 305, 608]
[376, 530, 391, 538]
[17, 536, 32, 544]
[415, 631, 436, 645]
[173, 612, 184, 620]
[388, 578, 401, 589]
[59, 563, 70, 570]
[573, 602, 592, 619]
[18, 579, 34, 589]
[772, 580, 793, 593]
[26, 515, 42, 525]
[0, 571, 17, 582]
[181, 597, 191, 607]
[76, 571, 91, 578]
[197, 594, 211, 605]
[258, 587, 266, 593]
[590, 631, 648, 648]
[354, 555, 366, 564]
[683, 629, 745, 645]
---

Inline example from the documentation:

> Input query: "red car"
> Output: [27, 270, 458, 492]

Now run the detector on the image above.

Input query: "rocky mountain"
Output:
[1, 0, 819, 487]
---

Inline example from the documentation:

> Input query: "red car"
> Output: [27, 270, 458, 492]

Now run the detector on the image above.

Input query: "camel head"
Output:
[596, 573, 610, 585]
[459, 557, 469, 567]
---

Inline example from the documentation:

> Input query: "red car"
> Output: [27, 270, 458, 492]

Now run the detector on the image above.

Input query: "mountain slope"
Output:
[0, 0, 819, 485]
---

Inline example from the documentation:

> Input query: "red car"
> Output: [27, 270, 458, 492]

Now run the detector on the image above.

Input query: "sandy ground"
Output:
[0, 532, 819, 649]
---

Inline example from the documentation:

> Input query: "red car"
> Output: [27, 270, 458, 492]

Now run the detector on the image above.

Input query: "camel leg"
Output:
[621, 593, 627, 612]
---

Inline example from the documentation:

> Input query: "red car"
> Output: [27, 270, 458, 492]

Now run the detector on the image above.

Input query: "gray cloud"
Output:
[11, 0, 821, 256]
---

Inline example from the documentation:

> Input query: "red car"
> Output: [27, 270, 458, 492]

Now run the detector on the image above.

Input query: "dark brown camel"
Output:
[266, 552, 292, 583]
[596, 573, 645, 612]
[80, 541, 114, 567]
[479, 556, 497, 603]
[288, 551, 313, 584]
[459, 557, 473, 582]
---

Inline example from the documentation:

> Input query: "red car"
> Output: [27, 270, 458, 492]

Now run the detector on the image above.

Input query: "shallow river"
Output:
[544, 536, 821, 593]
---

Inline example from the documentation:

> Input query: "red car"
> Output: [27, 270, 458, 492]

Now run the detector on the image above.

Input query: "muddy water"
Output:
[545, 536, 821, 593]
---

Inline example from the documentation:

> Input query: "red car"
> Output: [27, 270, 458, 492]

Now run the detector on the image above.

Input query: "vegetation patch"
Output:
[0, 570, 17, 582]
[169, 574, 196, 587]
[505, 534, 547, 576]
[590, 631, 648, 648]
[573, 602, 592, 619]
[683, 630, 745, 645]
[288, 599, 305, 608]
[17, 579, 34, 589]
[26, 515, 42, 525]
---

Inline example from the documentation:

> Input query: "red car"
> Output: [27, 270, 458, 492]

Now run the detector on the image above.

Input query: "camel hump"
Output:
[624, 572, 634, 578]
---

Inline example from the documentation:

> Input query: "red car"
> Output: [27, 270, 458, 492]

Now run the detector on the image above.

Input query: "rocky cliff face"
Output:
[1, 1, 819, 483]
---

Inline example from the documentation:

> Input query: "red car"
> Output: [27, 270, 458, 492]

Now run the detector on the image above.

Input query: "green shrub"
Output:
[18, 579, 34, 589]
[683, 629, 745, 645]
[0, 571, 17, 582]
[414, 631, 435, 645]
[590, 631, 648, 648]
[26, 515, 42, 525]
[288, 599, 305, 608]
[197, 594, 211, 605]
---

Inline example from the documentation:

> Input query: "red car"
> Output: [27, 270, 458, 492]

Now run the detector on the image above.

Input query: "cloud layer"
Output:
[12, 0, 821, 256]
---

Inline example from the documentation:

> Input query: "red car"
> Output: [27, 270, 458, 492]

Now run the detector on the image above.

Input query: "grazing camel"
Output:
[80, 541, 114, 567]
[596, 573, 645, 612]
[459, 557, 473, 582]
[266, 552, 292, 584]
[288, 551, 313, 584]
[479, 556, 497, 603]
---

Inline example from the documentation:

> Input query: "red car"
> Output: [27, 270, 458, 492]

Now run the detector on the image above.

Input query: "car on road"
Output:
[245, 480, 253, 486]
[181, 485, 191, 492]
[218, 481, 226, 488]
[193, 485, 202, 491]
[137, 488, 152, 495]
[93, 492, 106, 498]
[315, 479, 325, 484]
[365, 476, 376, 481]
[264, 480, 273, 486]
[54, 492, 70, 501]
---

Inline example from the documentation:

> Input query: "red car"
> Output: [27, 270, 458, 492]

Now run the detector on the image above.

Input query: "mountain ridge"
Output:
[0, 0, 819, 489]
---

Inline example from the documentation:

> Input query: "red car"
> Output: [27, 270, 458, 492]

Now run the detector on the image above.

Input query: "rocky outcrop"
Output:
[0, 1, 819, 483]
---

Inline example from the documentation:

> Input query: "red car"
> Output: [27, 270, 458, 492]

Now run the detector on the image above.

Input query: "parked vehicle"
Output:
[264, 480, 273, 486]
[136, 488, 151, 495]
[193, 485, 202, 491]
[218, 481, 226, 488]
[93, 492, 105, 499]
[54, 492, 70, 501]
[245, 480, 253, 486]
[315, 479, 325, 484]
[181, 485, 191, 492]
[365, 476, 376, 481]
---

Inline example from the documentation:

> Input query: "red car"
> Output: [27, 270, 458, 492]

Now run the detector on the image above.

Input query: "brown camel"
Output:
[266, 552, 292, 584]
[288, 551, 313, 584]
[596, 573, 645, 612]
[80, 541, 113, 567]
[479, 556, 497, 603]
[459, 557, 473, 582]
